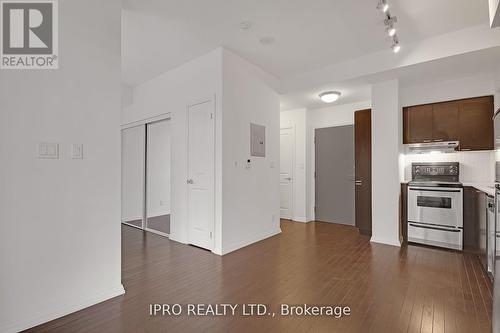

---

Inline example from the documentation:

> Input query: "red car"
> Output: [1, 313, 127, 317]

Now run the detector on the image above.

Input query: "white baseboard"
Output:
[222, 228, 282, 255]
[370, 236, 401, 247]
[168, 233, 187, 245]
[292, 216, 308, 223]
[1, 284, 125, 333]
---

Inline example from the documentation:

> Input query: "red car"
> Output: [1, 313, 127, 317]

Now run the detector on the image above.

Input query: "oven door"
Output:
[408, 186, 463, 228]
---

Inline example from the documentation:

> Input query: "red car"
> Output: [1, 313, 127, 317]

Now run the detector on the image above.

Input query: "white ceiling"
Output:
[122, 0, 490, 86]
[280, 46, 500, 110]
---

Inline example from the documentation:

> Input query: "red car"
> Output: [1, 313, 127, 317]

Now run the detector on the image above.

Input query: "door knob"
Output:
[187, 179, 194, 184]
[285, 177, 292, 181]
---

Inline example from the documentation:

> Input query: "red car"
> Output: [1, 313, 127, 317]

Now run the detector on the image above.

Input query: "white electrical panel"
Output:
[38, 143, 59, 159]
[250, 123, 265, 157]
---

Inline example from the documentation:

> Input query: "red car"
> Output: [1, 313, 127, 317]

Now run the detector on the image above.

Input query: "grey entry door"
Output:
[315, 125, 355, 225]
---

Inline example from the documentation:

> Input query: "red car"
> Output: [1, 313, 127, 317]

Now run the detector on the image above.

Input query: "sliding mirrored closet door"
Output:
[121, 125, 145, 229]
[121, 117, 171, 237]
[145, 119, 171, 236]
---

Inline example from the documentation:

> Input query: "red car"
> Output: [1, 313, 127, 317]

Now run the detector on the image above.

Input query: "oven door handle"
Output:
[409, 223, 462, 233]
[409, 188, 461, 193]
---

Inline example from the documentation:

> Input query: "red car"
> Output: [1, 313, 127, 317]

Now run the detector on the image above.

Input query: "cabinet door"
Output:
[403, 105, 433, 144]
[458, 96, 494, 151]
[432, 101, 459, 141]
[463, 187, 478, 253]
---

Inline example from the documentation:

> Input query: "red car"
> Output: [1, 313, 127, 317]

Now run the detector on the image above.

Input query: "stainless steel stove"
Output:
[407, 162, 463, 250]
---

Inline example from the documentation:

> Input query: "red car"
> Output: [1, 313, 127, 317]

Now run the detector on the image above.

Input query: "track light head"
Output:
[391, 36, 401, 53]
[387, 24, 396, 37]
[384, 16, 397, 37]
[377, 0, 389, 13]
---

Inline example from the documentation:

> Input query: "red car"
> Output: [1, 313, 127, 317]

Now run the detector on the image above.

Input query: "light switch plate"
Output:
[38, 143, 59, 159]
[71, 144, 83, 159]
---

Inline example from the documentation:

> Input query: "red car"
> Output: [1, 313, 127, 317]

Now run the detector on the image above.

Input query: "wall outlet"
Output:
[71, 144, 83, 159]
[38, 143, 59, 159]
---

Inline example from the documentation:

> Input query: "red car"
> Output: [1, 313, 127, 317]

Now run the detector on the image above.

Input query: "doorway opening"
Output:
[121, 116, 171, 237]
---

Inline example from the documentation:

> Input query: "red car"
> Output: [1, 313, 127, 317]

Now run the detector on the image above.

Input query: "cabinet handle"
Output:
[423, 140, 432, 143]
[461, 148, 471, 151]
[433, 139, 443, 142]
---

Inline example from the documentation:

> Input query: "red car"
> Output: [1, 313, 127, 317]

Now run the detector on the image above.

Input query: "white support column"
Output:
[495, 66, 500, 112]
[370, 79, 402, 247]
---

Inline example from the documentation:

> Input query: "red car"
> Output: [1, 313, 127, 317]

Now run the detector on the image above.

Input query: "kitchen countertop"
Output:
[463, 182, 496, 197]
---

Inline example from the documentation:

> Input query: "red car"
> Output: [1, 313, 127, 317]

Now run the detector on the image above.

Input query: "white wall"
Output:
[221, 49, 281, 254]
[306, 101, 371, 220]
[123, 48, 281, 255]
[404, 151, 495, 184]
[123, 48, 223, 252]
[122, 84, 134, 108]
[400, 73, 495, 107]
[495, 67, 500, 111]
[147, 120, 171, 217]
[307, 101, 371, 129]
[0, 1, 123, 332]
[371, 79, 402, 247]
[280, 109, 307, 222]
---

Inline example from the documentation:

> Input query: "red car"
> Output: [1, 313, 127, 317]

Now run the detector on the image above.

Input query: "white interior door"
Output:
[280, 128, 293, 219]
[187, 100, 215, 250]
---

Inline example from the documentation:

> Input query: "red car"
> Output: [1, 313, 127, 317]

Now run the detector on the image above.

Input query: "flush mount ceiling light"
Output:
[377, 0, 389, 13]
[319, 91, 341, 103]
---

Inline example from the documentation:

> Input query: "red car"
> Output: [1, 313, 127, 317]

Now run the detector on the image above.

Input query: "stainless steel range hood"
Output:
[405, 141, 459, 154]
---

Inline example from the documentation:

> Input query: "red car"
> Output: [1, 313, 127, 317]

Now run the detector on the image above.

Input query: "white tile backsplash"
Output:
[403, 151, 494, 183]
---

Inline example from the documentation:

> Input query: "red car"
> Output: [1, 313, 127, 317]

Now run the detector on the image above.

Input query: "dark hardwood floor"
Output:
[27, 220, 492, 333]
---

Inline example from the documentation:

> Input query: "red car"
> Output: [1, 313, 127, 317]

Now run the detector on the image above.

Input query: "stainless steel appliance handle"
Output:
[409, 223, 461, 233]
[408, 188, 461, 193]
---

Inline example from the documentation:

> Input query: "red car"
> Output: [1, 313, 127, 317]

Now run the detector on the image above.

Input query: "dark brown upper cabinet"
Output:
[403, 96, 494, 151]
[458, 96, 494, 151]
[403, 104, 433, 143]
[432, 101, 459, 141]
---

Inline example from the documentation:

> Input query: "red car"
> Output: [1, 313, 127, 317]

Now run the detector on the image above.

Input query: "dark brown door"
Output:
[403, 105, 433, 144]
[458, 96, 494, 151]
[354, 109, 372, 235]
[432, 101, 459, 141]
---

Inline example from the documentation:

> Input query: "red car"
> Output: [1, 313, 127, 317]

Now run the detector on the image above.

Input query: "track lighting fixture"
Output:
[376, 1, 401, 54]
[377, 0, 389, 13]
